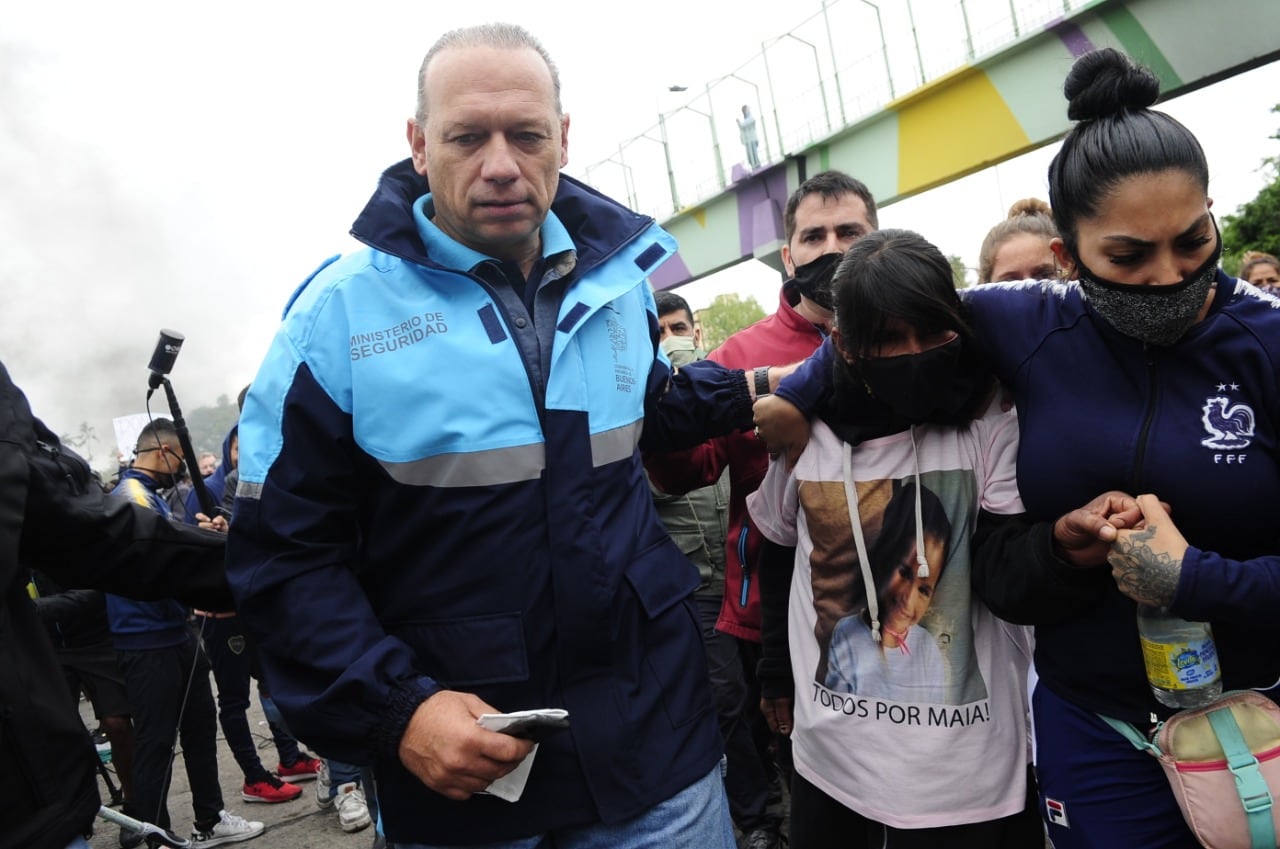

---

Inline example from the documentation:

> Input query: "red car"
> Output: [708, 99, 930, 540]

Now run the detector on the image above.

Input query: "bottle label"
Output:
[1139, 635, 1221, 690]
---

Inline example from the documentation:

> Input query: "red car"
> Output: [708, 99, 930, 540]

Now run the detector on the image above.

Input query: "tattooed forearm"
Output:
[1107, 526, 1181, 606]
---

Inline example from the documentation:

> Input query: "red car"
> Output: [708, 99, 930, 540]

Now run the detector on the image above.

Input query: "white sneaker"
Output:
[315, 760, 332, 809]
[334, 782, 371, 833]
[190, 810, 264, 847]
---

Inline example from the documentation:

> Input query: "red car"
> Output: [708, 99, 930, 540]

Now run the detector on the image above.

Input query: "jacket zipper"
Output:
[36, 439, 83, 493]
[1131, 346, 1159, 492]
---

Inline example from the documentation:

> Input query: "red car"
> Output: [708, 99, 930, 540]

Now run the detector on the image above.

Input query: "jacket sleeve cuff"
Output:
[373, 676, 441, 763]
[1040, 523, 1110, 585]
[758, 656, 795, 701]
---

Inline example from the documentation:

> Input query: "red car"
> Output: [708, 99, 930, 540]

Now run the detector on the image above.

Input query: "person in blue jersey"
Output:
[227, 22, 776, 849]
[110, 419, 265, 848]
[755, 47, 1280, 848]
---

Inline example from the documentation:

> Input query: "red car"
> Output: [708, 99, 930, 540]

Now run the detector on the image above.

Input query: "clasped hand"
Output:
[1055, 492, 1186, 607]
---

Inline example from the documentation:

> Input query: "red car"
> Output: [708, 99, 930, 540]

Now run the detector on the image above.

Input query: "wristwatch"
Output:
[754, 366, 771, 398]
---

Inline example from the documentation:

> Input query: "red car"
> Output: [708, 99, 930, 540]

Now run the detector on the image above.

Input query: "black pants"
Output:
[116, 634, 223, 831]
[198, 614, 301, 781]
[698, 595, 780, 833]
[788, 769, 1044, 849]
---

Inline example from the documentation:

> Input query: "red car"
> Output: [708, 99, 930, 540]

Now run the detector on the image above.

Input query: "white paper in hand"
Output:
[474, 709, 569, 802]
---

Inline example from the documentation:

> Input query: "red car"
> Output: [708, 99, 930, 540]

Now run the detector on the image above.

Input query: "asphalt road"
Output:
[82, 694, 378, 849]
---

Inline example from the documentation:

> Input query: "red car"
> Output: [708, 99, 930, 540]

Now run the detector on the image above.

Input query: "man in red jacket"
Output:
[646, 171, 876, 843]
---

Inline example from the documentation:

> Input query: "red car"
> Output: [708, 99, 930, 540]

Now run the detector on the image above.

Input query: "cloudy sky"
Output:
[4, 0, 1278, 463]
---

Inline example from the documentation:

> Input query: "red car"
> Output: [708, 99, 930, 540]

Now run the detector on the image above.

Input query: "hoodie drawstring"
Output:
[842, 426, 927, 645]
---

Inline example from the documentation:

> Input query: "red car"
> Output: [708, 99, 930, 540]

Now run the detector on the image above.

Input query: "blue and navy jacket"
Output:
[226, 160, 751, 844]
[107, 469, 191, 651]
[779, 273, 1280, 722]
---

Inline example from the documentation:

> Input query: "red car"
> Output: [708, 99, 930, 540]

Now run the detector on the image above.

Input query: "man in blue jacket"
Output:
[228, 21, 770, 849]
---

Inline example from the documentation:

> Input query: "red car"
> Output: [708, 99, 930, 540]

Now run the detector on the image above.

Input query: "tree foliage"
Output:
[183, 396, 240, 459]
[948, 254, 971, 289]
[1221, 104, 1280, 276]
[698, 293, 767, 352]
[60, 421, 98, 464]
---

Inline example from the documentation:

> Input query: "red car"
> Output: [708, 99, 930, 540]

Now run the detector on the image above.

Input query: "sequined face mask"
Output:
[1075, 224, 1222, 347]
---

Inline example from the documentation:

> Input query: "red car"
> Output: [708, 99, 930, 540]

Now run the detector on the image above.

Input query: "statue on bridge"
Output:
[738, 105, 761, 170]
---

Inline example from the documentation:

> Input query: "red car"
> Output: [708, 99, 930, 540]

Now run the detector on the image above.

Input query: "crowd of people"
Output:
[5, 20, 1279, 849]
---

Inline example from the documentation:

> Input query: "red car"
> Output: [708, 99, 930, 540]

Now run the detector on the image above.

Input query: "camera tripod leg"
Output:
[96, 806, 190, 849]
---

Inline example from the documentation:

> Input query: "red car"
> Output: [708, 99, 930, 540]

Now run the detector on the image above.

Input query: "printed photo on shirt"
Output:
[799, 470, 986, 706]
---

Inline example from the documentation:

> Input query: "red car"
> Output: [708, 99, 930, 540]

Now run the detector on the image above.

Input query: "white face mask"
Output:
[660, 334, 698, 366]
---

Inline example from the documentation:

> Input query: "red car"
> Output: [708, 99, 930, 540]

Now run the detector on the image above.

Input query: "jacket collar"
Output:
[349, 159, 652, 278]
[120, 467, 161, 492]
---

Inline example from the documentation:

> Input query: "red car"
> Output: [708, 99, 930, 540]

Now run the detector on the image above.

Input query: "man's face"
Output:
[781, 192, 874, 276]
[657, 309, 700, 348]
[199, 454, 218, 477]
[407, 45, 569, 273]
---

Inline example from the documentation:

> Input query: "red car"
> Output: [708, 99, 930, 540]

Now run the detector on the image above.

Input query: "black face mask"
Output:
[790, 253, 842, 311]
[1076, 221, 1222, 347]
[857, 337, 964, 423]
[157, 457, 186, 490]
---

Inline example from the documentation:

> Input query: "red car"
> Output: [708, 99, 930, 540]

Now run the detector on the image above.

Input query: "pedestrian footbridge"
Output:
[575, 0, 1280, 288]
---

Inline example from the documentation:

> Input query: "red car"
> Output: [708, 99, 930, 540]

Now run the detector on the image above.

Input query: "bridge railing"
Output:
[575, 0, 1092, 220]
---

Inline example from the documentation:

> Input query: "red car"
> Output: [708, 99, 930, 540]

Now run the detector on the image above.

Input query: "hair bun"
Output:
[1064, 47, 1159, 121]
[1007, 197, 1051, 219]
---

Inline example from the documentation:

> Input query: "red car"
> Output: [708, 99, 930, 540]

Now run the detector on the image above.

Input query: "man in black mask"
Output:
[646, 170, 877, 849]
[780, 173, 877, 330]
[110, 419, 264, 848]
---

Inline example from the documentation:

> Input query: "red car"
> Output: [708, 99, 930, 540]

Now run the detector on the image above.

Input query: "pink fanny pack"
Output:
[1102, 691, 1280, 849]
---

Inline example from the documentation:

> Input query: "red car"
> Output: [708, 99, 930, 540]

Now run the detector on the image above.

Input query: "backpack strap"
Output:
[1207, 705, 1277, 849]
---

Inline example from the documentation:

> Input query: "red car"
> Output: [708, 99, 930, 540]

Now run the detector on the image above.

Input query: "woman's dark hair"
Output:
[832, 229, 971, 358]
[1048, 48, 1209, 257]
[860, 481, 951, 627]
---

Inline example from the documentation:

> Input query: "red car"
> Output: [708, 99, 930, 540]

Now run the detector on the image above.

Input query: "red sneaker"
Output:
[276, 754, 323, 783]
[242, 775, 303, 803]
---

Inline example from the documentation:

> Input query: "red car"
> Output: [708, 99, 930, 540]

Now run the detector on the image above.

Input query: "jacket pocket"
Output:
[390, 611, 528, 688]
[624, 538, 700, 619]
[623, 539, 709, 729]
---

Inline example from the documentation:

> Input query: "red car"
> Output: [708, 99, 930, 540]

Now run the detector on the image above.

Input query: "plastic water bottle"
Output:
[1136, 604, 1222, 709]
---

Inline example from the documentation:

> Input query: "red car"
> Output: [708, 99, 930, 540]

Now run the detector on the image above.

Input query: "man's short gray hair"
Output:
[415, 22, 562, 125]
